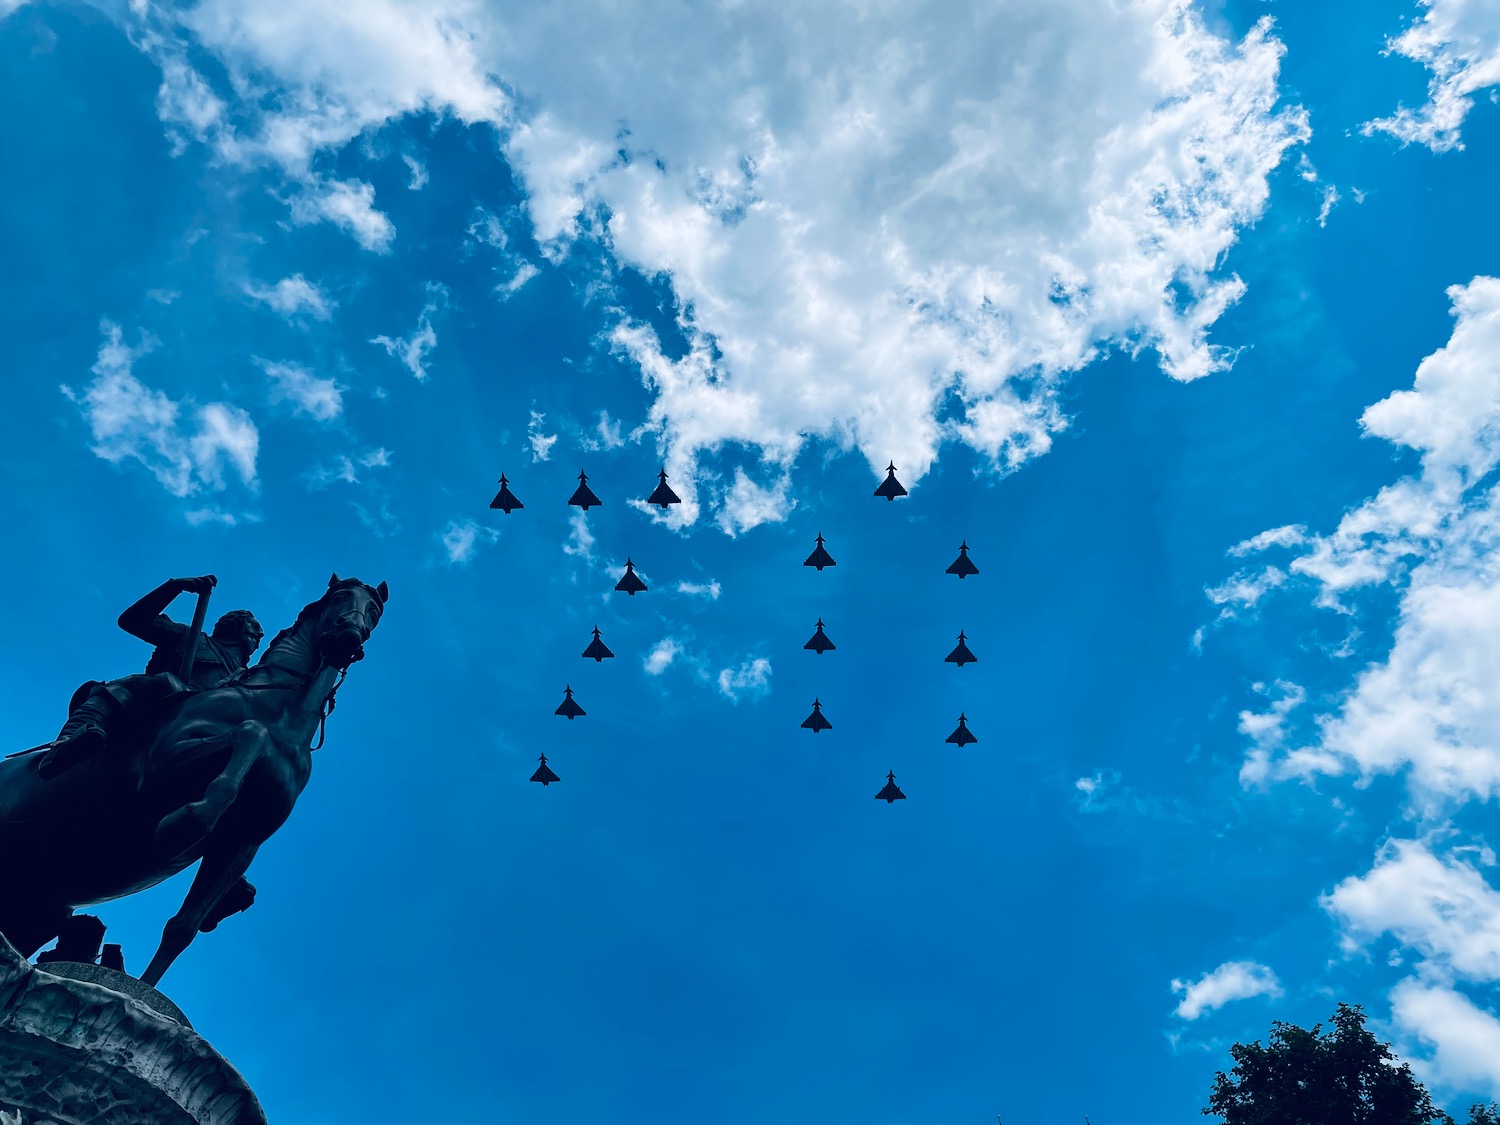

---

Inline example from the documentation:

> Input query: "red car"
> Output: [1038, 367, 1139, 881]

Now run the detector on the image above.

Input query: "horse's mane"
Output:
[257, 578, 374, 661]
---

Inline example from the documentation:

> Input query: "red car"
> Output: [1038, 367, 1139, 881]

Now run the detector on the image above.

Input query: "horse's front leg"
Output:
[154, 719, 270, 863]
[140, 839, 259, 987]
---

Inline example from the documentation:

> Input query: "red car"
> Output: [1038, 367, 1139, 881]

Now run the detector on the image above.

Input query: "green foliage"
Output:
[1463, 1105, 1500, 1125]
[1203, 1003, 1450, 1125]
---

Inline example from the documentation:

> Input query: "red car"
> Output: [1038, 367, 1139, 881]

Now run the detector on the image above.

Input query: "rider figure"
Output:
[36, 575, 264, 780]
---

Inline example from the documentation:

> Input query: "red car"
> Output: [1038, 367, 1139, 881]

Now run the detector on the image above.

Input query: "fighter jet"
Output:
[582, 625, 615, 662]
[946, 713, 978, 746]
[875, 771, 907, 803]
[646, 468, 681, 509]
[874, 461, 908, 501]
[530, 754, 560, 785]
[554, 685, 585, 719]
[804, 533, 837, 571]
[946, 540, 978, 579]
[489, 473, 523, 514]
[614, 558, 647, 595]
[801, 698, 832, 733]
[945, 630, 978, 667]
[568, 470, 602, 510]
[804, 618, 836, 655]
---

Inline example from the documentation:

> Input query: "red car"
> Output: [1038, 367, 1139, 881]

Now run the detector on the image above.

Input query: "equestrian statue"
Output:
[0, 571, 387, 986]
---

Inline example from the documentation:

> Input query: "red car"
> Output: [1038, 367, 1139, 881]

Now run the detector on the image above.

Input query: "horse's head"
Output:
[316, 573, 389, 669]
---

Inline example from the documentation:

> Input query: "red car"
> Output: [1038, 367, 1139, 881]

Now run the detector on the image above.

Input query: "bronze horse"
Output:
[0, 574, 386, 985]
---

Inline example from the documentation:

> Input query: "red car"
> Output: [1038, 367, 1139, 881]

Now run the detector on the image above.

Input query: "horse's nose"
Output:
[335, 612, 370, 638]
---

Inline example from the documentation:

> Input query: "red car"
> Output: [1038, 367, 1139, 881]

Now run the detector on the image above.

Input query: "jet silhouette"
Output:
[946, 540, 978, 578]
[804, 618, 836, 654]
[489, 473, 523, 514]
[804, 533, 837, 570]
[874, 461, 907, 501]
[530, 754, 560, 785]
[946, 713, 978, 746]
[875, 771, 907, 802]
[801, 698, 832, 733]
[646, 468, 682, 508]
[555, 685, 585, 719]
[582, 625, 615, 662]
[569, 470, 602, 510]
[945, 630, 978, 667]
[615, 558, 647, 595]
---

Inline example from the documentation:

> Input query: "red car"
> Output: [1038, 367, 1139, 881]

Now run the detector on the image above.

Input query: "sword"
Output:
[177, 584, 213, 682]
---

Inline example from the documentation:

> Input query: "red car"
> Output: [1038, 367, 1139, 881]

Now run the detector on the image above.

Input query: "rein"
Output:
[229, 662, 350, 751]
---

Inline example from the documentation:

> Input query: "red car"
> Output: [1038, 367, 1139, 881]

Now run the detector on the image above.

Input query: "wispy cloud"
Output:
[1171, 961, 1282, 1020]
[371, 282, 445, 380]
[528, 409, 558, 461]
[1364, 0, 1500, 152]
[716, 657, 771, 703]
[244, 273, 335, 320]
[440, 518, 500, 565]
[260, 359, 343, 421]
[644, 637, 679, 675]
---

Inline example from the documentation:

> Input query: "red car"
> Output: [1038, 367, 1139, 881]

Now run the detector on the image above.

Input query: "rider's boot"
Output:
[35, 695, 114, 781]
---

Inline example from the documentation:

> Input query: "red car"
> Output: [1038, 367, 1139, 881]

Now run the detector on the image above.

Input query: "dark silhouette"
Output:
[569, 470, 602, 510]
[530, 754, 560, 786]
[489, 473, 523, 514]
[646, 468, 681, 509]
[1205, 1003, 1456, 1125]
[875, 771, 906, 802]
[804, 533, 837, 571]
[804, 618, 835, 654]
[801, 698, 832, 733]
[34, 575, 264, 781]
[874, 461, 907, 501]
[946, 540, 978, 579]
[582, 626, 615, 662]
[35, 913, 105, 965]
[946, 713, 977, 746]
[0, 573, 387, 986]
[99, 943, 125, 972]
[555, 685, 585, 719]
[614, 558, 647, 596]
[945, 631, 978, 667]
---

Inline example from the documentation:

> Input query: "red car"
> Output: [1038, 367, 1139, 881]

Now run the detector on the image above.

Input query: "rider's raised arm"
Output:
[118, 576, 216, 645]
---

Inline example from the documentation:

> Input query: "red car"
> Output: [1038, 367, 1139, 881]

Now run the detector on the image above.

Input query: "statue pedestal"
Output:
[0, 935, 266, 1125]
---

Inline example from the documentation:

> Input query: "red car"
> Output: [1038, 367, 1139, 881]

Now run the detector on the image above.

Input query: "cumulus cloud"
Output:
[1364, 0, 1500, 152]
[63, 321, 259, 497]
[260, 359, 343, 421]
[120, 0, 1307, 526]
[1170, 960, 1282, 1020]
[440, 518, 499, 565]
[716, 657, 772, 703]
[644, 638, 679, 675]
[244, 274, 335, 320]
[716, 467, 794, 537]
[1390, 978, 1500, 1098]
[371, 283, 445, 380]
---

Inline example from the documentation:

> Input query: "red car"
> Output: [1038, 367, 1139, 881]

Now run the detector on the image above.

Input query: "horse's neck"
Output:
[243, 620, 332, 718]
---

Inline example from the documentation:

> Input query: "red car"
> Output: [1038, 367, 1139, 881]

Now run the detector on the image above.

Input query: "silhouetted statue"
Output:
[99, 943, 125, 972]
[614, 558, 647, 595]
[801, 698, 832, 733]
[36, 575, 264, 780]
[569, 470, 602, 510]
[946, 541, 978, 579]
[875, 771, 907, 802]
[35, 913, 105, 965]
[489, 473, 523, 514]
[874, 462, 907, 501]
[804, 533, 836, 571]
[1, 573, 387, 987]
[646, 468, 681, 509]
[530, 754, 560, 786]
[804, 618, 835, 654]
[945, 630, 978, 667]
[582, 626, 615, 662]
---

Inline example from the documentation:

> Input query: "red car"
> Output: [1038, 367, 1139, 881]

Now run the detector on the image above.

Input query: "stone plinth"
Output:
[0, 935, 267, 1125]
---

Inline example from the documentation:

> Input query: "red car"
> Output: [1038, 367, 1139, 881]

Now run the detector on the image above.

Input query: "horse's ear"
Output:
[375, 580, 389, 604]
[328, 572, 340, 588]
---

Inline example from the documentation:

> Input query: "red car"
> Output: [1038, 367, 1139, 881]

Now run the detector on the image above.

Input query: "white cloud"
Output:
[1227, 524, 1308, 556]
[1205, 565, 1287, 609]
[1364, 0, 1500, 152]
[562, 509, 594, 562]
[64, 321, 259, 497]
[440, 518, 499, 565]
[644, 638, 679, 675]
[1237, 680, 1306, 787]
[528, 410, 558, 461]
[1170, 960, 1282, 1020]
[244, 274, 335, 320]
[371, 283, 445, 380]
[497, 261, 540, 298]
[1390, 978, 1500, 1098]
[307, 447, 390, 488]
[716, 657, 772, 703]
[715, 467, 794, 537]
[122, 0, 1307, 526]
[402, 153, 428, 190]
[675, 580, 721, 600]
[260, 360, 343, 421]
[1074, 768, 1119, 812]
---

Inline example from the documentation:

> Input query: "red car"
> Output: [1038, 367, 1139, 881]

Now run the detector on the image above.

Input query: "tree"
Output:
[1204, 1003, 1449, 1125]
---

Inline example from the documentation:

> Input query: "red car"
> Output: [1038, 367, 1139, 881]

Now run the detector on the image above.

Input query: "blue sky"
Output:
[4, 0, 1500, 1121]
